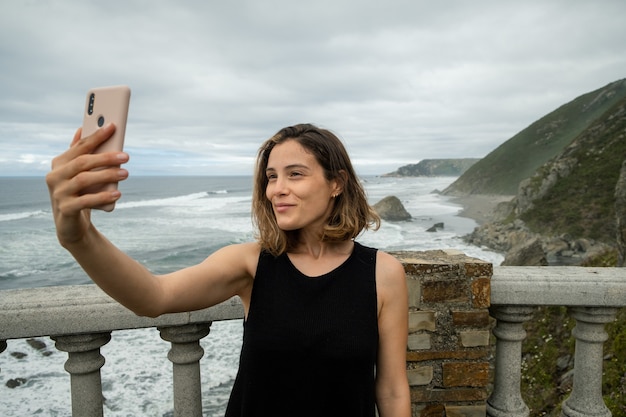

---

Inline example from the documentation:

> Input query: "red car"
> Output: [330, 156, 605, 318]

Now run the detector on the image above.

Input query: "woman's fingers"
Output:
[53, 123, 117, 168]
[46, 124, 130, 213]
[72, 165, 129, 195]
[68, 151, 129, 182]
[69, 127, 82, 147]
[49, 165, 128, 217]
[48, 150, 129, 193]
[59, 187, 122, 215]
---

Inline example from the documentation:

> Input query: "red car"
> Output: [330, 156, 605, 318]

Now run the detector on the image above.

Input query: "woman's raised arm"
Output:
[45, 125, 256, 317]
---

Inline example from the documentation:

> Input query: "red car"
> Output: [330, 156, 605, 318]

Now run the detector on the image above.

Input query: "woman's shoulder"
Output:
[217, 240, 262, 255]
[351, 242, 405, 282]
[210, 241, 263, 272]
[230, 241, 263, 260]
[375, 249, 406, 282]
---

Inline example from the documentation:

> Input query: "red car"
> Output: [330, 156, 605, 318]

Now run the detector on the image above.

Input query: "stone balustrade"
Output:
[0, 284, 243, 417]
[488, 266, 626, 417]
[1, 253, 625, 416]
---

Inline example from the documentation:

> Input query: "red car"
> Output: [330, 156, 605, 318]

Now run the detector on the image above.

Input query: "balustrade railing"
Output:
[488, 266, 625, 417]
[0, 284, 243, 417]
[1, 265, 625, 416]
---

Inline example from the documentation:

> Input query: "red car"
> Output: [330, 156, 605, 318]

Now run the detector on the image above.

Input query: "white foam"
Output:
[115, 192, 210, 209]
[0, 210, 47, 222]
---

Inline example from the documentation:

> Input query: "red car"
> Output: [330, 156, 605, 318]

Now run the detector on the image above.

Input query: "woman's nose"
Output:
[271, 176, 288, 196]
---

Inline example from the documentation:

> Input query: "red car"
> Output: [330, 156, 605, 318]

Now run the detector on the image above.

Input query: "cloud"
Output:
[1, 0, 625, 176]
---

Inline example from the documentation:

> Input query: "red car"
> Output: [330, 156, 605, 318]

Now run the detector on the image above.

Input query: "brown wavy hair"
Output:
[252, 123, 380, 256]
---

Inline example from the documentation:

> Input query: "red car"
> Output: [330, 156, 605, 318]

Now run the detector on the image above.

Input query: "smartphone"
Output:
[81, 85, 131, 211]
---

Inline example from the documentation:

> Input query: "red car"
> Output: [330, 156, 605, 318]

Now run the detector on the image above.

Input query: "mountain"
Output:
[454, 78, 626, 256]
[443, 79, 626, 195]
[516, 91, 626, 243]
[383, 158, 480, 177]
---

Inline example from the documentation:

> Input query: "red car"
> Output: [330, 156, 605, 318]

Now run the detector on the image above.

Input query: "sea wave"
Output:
[0, 210, 47, 222]
[0, 268, 48, 280]
[115, 192, 210, 209]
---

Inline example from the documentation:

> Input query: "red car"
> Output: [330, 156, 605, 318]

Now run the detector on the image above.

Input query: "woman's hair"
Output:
[252, 123, 380, 256]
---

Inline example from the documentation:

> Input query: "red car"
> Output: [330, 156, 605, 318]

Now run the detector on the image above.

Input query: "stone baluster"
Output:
[487, 305, 536, 417]
[51, 332, 112, 417]
[561, 307, 618, 417]
[159, 323, 212, 417]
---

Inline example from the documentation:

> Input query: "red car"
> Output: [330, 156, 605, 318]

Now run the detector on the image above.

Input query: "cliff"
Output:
[444, 79, 626, 195]
[383, 158, 479, 177]
[456, 78, 626, 265]
[516, 93, 626, 244]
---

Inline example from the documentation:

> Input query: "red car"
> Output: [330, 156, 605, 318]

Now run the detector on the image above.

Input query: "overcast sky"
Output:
[1, 0, 625, 176]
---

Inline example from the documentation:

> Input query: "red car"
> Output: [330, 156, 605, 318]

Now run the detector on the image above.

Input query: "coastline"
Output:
[449, 194, 514, 225]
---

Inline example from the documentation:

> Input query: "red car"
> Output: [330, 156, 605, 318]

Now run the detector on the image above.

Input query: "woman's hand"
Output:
[45, 124, 129, 247]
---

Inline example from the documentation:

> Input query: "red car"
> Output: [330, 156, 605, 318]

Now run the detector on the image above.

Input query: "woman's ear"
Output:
[333, 169, 348, 197]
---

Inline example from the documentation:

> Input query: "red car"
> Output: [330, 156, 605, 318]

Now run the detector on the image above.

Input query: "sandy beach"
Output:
[449, 194, 515, 225]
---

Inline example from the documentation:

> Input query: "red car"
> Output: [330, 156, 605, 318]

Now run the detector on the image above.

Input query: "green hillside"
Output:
[444, 79, 626, 195]
[520, 94, 626, 243]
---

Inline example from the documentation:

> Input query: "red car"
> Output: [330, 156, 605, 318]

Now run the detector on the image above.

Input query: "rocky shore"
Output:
[449, 194, 611, 266]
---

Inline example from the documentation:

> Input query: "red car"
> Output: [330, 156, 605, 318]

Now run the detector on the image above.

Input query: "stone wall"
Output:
[392, 250, 492, 417]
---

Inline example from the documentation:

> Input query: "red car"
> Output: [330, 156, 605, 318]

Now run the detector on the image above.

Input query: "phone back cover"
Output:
[82, 85, 131, 153]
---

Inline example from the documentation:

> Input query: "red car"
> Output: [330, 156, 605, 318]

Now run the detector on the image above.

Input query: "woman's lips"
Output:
[274, 203, 294, 213]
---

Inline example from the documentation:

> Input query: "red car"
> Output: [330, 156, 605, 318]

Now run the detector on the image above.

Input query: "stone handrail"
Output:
[1, 265, 625, 416]
[489, 266, 626, 417]
[0, 284, 244, 417]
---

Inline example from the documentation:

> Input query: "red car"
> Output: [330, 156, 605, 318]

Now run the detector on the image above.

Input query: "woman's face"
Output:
[265, 140, 339, 232]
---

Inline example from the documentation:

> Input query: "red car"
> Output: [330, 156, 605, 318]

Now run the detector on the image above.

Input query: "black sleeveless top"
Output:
[225, 242, 379, 417]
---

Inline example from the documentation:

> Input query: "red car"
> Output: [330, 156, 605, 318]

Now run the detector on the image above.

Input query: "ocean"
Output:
[0, 175, 503, 416]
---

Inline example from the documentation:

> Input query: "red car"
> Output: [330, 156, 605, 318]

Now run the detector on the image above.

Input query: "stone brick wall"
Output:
[391, 249, 493, 417]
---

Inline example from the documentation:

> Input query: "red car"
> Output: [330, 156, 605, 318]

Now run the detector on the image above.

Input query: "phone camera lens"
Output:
[88, 93, 95, 115]
[97, 116, 105, 127]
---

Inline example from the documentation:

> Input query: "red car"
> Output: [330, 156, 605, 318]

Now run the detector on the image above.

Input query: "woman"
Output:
[46, 123, 411, 416]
